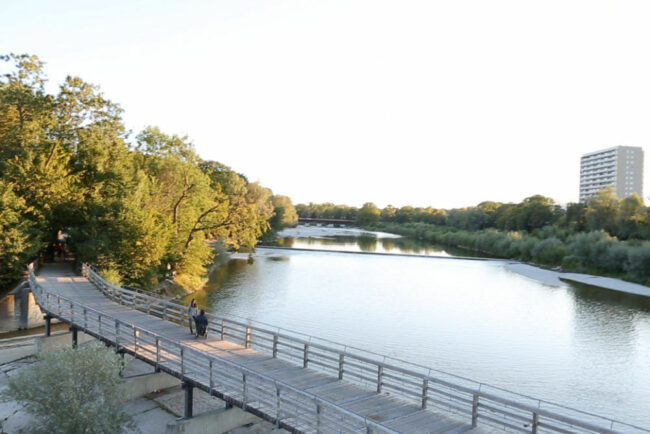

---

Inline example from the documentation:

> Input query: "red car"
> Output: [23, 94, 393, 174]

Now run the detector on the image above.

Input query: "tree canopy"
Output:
[0, 54, 288, 288]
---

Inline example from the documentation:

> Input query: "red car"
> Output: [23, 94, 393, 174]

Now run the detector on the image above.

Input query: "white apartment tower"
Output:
[579, 146, 644, 202]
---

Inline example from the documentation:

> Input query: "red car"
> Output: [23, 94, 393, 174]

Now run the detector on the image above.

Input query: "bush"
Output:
[625, 244, 650, 284]
[510, 237, 538, 261]
[566, 231, 616, 268]
[531, 237, 567, 265]
[598, 243, 629, 273]
[3, 345, 133, 434]
[100, 266, 123, 287]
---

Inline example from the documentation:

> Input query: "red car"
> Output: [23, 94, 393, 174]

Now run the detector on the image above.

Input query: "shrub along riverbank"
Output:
[365, 222, 650, 286]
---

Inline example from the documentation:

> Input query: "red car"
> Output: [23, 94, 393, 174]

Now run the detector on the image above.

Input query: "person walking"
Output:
[187, 299, 198, 334]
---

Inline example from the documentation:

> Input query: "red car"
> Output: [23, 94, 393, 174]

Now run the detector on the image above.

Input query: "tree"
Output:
[615, 194, 647, 240]
[381, 205, 397, 222]
[357, 202, 380, 225]
[271, 195, 298, 229]
[563, 202, 587, 232]
[0, 180, 40, 285]
[585, 187, 620, 234]
[3, 345, 133, 434]
[514, 195, 558, 232]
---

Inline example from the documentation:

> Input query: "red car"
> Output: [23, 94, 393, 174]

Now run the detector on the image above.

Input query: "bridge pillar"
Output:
[117, 350, 126, 376]
[70, 326, 78, 348]
[44, 315, 51, 337]
[183, 381, 194, 418]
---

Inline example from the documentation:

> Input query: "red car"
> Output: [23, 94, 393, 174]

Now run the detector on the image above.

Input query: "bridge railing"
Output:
[29, 264, 398, 434]
[77, 264, 649, 434]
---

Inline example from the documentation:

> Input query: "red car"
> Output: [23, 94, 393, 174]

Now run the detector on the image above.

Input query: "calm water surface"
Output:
[187, 234, 650, 428]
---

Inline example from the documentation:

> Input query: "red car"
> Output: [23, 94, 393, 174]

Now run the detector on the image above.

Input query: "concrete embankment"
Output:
[504, 262, 650, 297]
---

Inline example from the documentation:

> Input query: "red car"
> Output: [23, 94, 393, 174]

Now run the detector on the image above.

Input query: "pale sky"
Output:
[2, 0, 649, 209]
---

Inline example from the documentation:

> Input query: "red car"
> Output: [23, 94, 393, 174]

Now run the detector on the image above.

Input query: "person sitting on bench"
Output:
[194, 309, 208, 338]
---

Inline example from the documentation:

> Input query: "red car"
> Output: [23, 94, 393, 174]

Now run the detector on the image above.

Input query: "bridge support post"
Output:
[183, 381, 194, 418]
[44, 315, 51, 337]
[117, 350, 125, 377]
[70, 326, 78, 349]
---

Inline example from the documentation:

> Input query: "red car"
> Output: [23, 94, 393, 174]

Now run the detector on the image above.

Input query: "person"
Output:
[187, 299, 198, 334]
[194, 309, 208, 338]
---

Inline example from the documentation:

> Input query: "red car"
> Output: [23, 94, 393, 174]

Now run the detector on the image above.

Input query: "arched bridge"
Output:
[27, 263, 648, 433]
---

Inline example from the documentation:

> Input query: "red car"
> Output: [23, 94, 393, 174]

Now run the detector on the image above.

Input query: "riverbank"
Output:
[505, 262, 650, 296]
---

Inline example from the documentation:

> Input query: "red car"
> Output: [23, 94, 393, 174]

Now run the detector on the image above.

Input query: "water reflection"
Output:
[271, 235, 484, 257]
[186, 243, 650, 428]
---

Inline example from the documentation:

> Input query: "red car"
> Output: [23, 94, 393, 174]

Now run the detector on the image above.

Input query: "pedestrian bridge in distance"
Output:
[27, 262, 648, 434]
[298, 218, 356, 225]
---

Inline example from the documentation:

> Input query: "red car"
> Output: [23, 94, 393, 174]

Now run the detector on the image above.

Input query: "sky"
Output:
[2, 0, 649, 209]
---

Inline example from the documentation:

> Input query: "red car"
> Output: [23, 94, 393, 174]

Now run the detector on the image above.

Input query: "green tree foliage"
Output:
[585, 187, 620, 233]
[0, 181, 40, 285]
[616, 194, 647, 240]
[300, 189, 650, 284]
[357, 202, 381, 225]
[3, 345, 133, 434]
[270, 195, 298, 230]
[0, 54, 282, 289]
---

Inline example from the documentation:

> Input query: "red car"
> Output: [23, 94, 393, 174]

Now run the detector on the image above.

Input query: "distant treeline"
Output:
[297, 192, 650, 285]
[0, 54, 297, 288]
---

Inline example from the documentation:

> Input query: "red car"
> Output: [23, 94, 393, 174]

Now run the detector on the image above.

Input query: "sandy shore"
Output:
[277, 225, 400, 239]
[504, 262, 650, 297]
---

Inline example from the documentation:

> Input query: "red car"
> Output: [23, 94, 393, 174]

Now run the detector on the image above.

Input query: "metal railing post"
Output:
[316, 402, 322, 433]
[242, 373, 247, 410]
[221, 319, 226, 340]
[273, 334, 279, 358]
[115, 320, 120, 349]
[472, 393, 479, 428]
[303, 344, 309, 368]
[421, 379, 429, 409]
[245, 327, 252, 348]
[377, 366, 383, 393]
[532, 412, 539, 434]
[156, 338, 160, 370]
[338, 354, 344, 380]
[181, 347, 185, 375]
[209, 360, 214, 389]
[275, 385, 281, 427]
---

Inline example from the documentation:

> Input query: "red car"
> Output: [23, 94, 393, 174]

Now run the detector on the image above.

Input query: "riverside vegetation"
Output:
[297, 193, 650, 286]
[0, 53, 298, 290]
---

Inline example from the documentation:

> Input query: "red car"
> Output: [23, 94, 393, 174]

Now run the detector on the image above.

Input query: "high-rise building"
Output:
[579, 146, 644, 202]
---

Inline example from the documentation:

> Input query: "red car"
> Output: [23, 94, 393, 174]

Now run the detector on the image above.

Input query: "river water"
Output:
[186, 230, 646, 428]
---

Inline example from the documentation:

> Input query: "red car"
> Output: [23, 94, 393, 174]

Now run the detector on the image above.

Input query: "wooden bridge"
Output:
[27, 262, 649, 434]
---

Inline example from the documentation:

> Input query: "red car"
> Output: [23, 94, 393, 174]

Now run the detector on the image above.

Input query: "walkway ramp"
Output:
[28, 262, 649, 434]
[31, 263, 471, 433]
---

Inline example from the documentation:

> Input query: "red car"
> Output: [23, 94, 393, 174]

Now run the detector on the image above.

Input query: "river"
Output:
[185, 227, 650, 428]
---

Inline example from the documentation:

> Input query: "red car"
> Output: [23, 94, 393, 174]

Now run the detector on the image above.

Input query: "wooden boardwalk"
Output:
[31, 263, 472, 433]
[28, 262, 649, 434]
